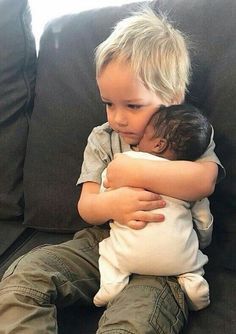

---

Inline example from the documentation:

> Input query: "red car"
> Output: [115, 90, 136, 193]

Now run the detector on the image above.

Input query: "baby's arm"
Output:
[78, 181, 165, 229]
[104, 154, 218, 201]
[191, 198, 213, 249]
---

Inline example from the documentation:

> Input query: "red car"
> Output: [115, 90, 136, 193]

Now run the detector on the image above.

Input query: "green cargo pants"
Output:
[0, 226, 188, 333]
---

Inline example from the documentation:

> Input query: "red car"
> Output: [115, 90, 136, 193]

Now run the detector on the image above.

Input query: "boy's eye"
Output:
[102, 101, 112, 108]
[127, 104, 142, 110]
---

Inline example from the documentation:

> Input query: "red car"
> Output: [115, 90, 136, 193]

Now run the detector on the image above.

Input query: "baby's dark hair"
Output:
[150, 104, 212, 161]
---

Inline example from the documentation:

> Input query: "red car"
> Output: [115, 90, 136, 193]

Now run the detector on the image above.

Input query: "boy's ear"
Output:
[153, 138, 168, 154]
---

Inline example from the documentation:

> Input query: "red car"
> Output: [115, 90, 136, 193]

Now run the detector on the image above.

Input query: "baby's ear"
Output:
[153, 138, 168, 154]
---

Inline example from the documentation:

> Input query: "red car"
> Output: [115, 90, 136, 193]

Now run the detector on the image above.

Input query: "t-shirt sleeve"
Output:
[76, 126, 113, 185]
[197, 126, 225, 182]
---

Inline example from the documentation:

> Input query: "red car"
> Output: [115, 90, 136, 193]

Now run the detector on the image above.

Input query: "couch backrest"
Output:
[23, 0, 236, 233]
[0, 0, 36, 221]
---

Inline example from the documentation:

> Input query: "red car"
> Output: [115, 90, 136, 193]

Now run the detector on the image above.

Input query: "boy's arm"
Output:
[78, 181, 165, 229]
[104, 154, 218, 201]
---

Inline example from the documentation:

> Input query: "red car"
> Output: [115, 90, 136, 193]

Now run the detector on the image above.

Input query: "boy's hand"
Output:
[109, 186, 165, 229]
[104, 153, 138, 189]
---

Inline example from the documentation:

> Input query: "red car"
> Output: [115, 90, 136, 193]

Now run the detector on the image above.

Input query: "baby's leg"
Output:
[177, 268, 210, 311]
[94, 254, 130, 307]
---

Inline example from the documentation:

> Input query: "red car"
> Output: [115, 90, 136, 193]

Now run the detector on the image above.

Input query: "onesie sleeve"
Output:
[191, 198, 213, 249]
[196, 126, 225, 182]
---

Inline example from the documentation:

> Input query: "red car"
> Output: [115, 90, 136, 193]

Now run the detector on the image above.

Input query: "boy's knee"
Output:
[2, 247, 51, 280]
[2, 246, 59, 287]
[97, 275, 187, 334]
[0, 247, 60, 304]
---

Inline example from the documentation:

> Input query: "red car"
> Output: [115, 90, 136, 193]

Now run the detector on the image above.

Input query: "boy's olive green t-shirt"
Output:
[77, 122, 225, 186]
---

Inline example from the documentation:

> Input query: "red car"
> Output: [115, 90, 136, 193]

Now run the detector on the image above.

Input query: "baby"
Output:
[94, 104, 213, 311]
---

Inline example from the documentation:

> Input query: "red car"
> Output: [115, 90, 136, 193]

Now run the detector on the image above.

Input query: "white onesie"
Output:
[94, 151, 213, 311]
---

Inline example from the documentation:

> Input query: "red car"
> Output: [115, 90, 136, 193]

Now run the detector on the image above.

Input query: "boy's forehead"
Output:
[97, 59, 168, 108]
[97, 59, 137, 81]
[97, 61, 154, 99]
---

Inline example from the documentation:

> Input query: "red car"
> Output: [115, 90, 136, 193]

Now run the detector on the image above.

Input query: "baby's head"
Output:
[95, 8, 191, 104]
[138, 104, 212, 161]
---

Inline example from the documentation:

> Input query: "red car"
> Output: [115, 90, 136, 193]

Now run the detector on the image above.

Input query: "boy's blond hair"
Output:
[95, 8, 191, 104]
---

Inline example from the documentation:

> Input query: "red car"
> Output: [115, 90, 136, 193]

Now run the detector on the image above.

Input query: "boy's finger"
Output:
[141, 199, 166, 211]
[135, 211, 165, 223]
[127, 220, 147, 230]
[103, 177, 109, 188]
[139, 191, 163, 201]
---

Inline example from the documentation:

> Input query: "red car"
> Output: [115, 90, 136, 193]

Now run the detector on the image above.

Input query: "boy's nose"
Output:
[114, 109, 128, 126]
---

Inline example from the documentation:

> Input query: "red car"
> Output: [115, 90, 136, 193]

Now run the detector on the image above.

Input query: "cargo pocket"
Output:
[149, 276, 188, 334]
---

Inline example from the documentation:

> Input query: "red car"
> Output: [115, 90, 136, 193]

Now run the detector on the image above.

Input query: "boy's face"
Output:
[97, 59, 166, 146]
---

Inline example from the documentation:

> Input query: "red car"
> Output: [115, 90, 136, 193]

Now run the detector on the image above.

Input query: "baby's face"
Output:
[138, 123, 158, 154]
[138, 123, 177, 160]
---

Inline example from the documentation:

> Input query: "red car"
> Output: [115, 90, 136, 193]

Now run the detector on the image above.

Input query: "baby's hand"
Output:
[109, 186, 165, 229]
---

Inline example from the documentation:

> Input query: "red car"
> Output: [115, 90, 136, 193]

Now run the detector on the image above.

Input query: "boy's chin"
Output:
[122, 137, 139, 146]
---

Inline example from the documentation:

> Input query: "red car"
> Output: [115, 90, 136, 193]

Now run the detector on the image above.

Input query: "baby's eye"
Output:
[127, 104, 142, 110]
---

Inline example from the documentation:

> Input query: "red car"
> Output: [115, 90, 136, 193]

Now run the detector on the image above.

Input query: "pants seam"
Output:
[99, 330, 134, 334]
[43, 249, 74, 282]
[170, 308, 182, 334]
[149, 283, 167, 334]
[0, 285, 50, 303]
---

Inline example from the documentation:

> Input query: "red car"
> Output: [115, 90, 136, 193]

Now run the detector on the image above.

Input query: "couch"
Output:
[0, 0, 235, 333]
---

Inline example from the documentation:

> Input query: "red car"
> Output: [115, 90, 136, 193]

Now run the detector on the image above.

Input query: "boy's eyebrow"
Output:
[123, 99, 145, 103]
[100, 96, 110, 101]
[101, 96, 145, 103]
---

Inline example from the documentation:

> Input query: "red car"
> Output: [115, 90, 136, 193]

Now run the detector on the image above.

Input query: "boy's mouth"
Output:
[118, 131, 136, 138]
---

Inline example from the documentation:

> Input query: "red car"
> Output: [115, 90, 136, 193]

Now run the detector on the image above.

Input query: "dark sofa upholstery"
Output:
[0, 0, 235, 333]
